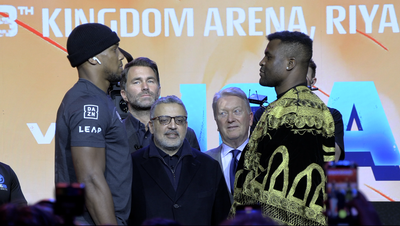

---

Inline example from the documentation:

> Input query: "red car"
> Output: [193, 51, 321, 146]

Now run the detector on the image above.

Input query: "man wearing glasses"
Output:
[129, 95, 231, 225]
[120, 57, 200, 153]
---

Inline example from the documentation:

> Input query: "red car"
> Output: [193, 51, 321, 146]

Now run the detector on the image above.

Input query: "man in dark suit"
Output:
[205, 87, 253, 204]
[129, 95, 231, 225]
[120, 57, 200, 153]
[307, 59, 344, 161]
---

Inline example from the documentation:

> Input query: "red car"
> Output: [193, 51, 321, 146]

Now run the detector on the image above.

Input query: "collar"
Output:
[127, 112, 147, 131]
[149, 139, 193, 159]
[221, 139, 249, 157]
[277, 82, 308, 99]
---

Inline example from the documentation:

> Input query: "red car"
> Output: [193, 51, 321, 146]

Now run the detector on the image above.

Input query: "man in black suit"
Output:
[205, 87, 253, 204]
[129, 95, 231, 225]
[120, 57, 200, 153]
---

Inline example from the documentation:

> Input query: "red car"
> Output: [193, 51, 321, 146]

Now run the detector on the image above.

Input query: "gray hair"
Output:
[150, 95, 188, 119]
[212, 87, 251, 118]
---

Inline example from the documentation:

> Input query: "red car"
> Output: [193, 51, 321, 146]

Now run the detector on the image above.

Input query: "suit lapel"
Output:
[175, 153, 201, 201]
[141, 156, 176, 201]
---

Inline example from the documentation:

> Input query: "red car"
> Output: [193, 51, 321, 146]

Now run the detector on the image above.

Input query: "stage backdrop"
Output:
[1, 0, 399, 204]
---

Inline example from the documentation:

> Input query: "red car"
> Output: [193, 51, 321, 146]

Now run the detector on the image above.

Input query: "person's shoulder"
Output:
[194, 149, 219, 164]
[328, 107, 342, 117]
[131, 146, 148, 159]
[205, 146, 221, 155]
[0, 162, 11, 172]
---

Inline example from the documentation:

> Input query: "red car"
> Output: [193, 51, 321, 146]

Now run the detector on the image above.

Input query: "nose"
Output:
[168, 118, 177, 129]
[142, 81, 149, 90]
[259, 56, 266, 66]
[118, 48, 124, 61]
[227, 112, 235, 123]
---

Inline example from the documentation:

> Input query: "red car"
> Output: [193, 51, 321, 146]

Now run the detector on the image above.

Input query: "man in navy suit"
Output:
[205, 87, 253, 203]
[129, 95, 231, 225]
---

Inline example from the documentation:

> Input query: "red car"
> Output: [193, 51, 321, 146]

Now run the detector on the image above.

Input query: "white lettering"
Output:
[65, 8, 72, 36]
[98, 8, 117, 32]
[164, 8, 194, 37]
[204, 8, 224, 36]
[120, 8, 140, 37]
[265, 7, 285, 35]
[326, 6, 346, 34]
[288, 7, 307, 34]
[27, 123, 55, 144]
[75, 9, 89, 26]
[42, 8, 63, 37]
[226, 8, 246, 36]
[0, 5, 18, 37]
[142, 8, 161, 37]
[85, 126, 90, 132]
[349, 5, 356, 34]
[359, 5, 379, 34]
[79, 126, 83, 132]
[249, 7, 263, 36]
[379, 4, 399, 33]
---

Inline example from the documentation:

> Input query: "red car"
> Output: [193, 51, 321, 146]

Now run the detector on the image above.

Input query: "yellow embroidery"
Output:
[231, 86, 335, 226]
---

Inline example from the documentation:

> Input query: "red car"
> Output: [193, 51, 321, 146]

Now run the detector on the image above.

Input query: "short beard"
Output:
[130, 103, 151, 111]
[107, 73, 121, 83]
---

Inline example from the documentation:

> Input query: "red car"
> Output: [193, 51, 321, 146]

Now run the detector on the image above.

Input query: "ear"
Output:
[88, 57, 98, 65]
[286, 58, 296, 71]
[149, 121, 154, 134]
[156, 86, 161, 99]
[120, 89, 128, 102]
[311, 77, 317, 87]
[249, 111, 254, 127]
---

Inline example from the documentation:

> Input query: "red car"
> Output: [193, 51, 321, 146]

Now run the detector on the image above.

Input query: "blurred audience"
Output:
[0, 202, 63, 225]
[142, 217, 182, 225]
[0, 162, 27, 206]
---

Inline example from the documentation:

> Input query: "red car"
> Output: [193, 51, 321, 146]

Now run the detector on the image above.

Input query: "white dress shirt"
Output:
[220, 139, 249, 193]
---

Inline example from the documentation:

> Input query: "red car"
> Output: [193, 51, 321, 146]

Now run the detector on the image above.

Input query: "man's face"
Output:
[215, 95, 253, 148]
[259, 39, 286, 87]
[149, 103, 188, 153]
[306, 66, 317, 87]
[98, 43, 124, 83]
[121, 66, 160, 110]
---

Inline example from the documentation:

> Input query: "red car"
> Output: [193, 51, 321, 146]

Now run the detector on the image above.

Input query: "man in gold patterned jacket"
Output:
[231, 31, 336, 226]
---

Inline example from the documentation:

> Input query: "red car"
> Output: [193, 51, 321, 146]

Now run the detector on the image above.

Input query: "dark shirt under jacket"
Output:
[123, 113, 201, 153]
[155, 144, 188, 191]
[130, 139, 231, 225]
[329, 107, 345, 160]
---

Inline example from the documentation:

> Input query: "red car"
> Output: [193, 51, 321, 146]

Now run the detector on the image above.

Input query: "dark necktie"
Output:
[230, 149, 240, 194]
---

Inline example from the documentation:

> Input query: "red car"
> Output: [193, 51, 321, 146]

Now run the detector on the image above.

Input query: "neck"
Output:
[163, 149, 179, 156]
[224, 137, 247, 149]
[77, 66, 109, 93]
[129, 107, 151, 130]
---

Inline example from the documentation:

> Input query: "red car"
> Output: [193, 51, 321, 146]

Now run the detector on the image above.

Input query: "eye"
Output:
[175, 116, 187, 125]
[219, 112, 227, 117]
[132, 80, 140, 85]
[233, 109, 243, 116]
[158, 116, 170, 125]
[148, 79, 155, 84]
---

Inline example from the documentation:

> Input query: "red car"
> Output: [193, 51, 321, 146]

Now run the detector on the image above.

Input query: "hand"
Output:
[346, 191, 382, 225]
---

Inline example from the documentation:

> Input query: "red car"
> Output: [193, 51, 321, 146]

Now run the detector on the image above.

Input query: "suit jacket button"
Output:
[173, 204, 180, 208]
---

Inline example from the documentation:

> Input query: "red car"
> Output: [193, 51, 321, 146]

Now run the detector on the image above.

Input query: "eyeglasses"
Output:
[151, 115, 187, 125]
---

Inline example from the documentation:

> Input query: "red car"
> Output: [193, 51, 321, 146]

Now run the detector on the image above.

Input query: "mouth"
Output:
[140, 93, 153, 98]
[165, 132, 179, 138]
[227, 125, 239, 130]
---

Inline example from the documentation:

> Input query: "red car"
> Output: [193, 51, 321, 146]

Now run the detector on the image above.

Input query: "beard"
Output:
[127, 91, 158, 110]
[154, 131, 183, 153]
[107, 72, 122, 83]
